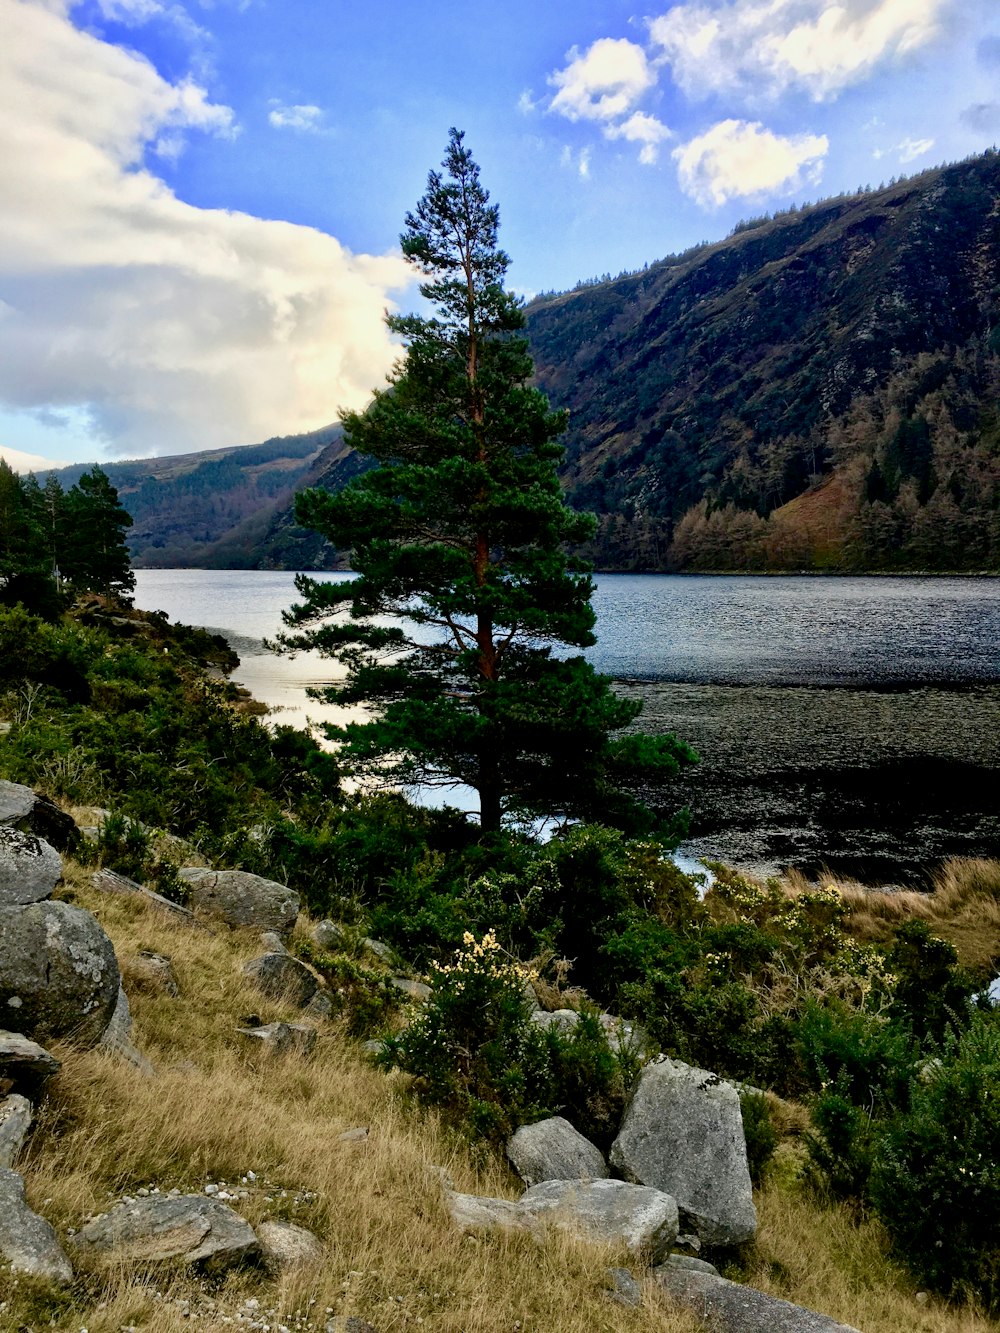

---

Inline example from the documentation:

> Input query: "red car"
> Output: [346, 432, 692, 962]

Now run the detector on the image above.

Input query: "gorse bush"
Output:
[870, 1009, 1000, 1307]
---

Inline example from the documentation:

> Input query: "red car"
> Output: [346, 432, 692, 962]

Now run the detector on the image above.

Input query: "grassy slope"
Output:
[3, 859, 996, 1333]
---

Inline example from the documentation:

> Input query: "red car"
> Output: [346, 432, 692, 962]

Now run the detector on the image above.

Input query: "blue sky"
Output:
[2, 0, 999, 467]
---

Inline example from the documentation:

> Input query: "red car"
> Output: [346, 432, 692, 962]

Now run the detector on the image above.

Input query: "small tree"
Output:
[283, 129, 694, 833]
[61, 466, 134, 600]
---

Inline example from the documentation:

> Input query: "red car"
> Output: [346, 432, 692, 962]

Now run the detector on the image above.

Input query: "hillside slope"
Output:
[526, 152, 1000, 570]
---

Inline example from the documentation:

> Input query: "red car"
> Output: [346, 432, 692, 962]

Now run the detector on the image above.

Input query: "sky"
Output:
[3, 0, 999, 468]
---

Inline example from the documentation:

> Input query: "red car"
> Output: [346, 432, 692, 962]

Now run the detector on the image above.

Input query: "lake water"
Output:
[132, 570, 1000, 883]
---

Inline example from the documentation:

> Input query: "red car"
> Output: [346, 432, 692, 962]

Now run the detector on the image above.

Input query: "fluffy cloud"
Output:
[0, 444, 70, 472]
[548, 38, 655, 122]
[673, 118, 829, 205]
[268, 101, 325, 132]
[874, 134, 934, 163]
[649, 0, 948, 103]
[604, 112, 673, 165]
[0, 0, 409, 455]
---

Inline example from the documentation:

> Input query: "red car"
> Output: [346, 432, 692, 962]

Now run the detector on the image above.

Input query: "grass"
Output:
[2, 858, 998, 1332]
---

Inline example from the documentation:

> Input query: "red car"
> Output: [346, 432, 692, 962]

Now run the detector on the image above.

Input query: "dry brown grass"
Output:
[3, 862, 996, 1331]
[782, 857, 1000, 978]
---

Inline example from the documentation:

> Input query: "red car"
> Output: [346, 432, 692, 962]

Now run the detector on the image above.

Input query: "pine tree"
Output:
[284, 130, 694, 833]
[61, 466, 134, 600]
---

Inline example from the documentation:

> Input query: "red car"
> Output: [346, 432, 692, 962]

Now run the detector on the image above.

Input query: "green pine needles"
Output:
[283, 129, 695, 833]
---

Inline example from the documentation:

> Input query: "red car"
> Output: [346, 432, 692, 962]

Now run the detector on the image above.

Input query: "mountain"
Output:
[43, 150, 1000, 573]
[42, 427, 350, 569]
[525, 151, 1000, 571]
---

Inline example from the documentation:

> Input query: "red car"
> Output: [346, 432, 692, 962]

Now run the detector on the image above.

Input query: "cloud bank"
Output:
[1, 0, 409, 456]
[673, 119, 829, 206]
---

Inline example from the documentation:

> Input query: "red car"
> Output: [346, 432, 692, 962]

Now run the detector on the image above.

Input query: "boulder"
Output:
[99, 985, 155, 1074]
[256, 1219, 323, 1270]
[506, 1115, 608, 1187]
[303, 990, 334, 1020]
[313, 919, 347, 951]
[236, 1022, 317, 1056]
[0, 1093, 32, 1167]
[663, 1253, 721, 1278]
[325, 1320, 379, 1333]
[520, 1179, 678, 1263]
[0, 1030, 61, 1087]
[446, 1190, 539, 1239]
[179, 868, 299, 936]
[361, 937, 393, 963]
[0, 901, 120, 1048]
[242, 953, 317, 1009]
[610, 1057, 757, 1246]
[529, 1008, 581, 1035]
[92, 868, 204, 929]
[391, 977, 432, 1003]
[123, 950, 179, 997]
[0, 828, 62, 906]
[653, 1265, 862, 1332]
[608, 1267, 642, 1307]
[0, 780, 79, 853]
[71, 1193, 259, 1272]
[0, 1166, 73, 1283]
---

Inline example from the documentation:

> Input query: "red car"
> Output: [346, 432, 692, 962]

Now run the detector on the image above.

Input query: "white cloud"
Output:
[517, 89, 538, 114]
[268, 101, 325, 133]
[0, 444, 70, 473]
[0, 0, 410, 456]
[649, 0, 948, 103]
[872, 134, 935, 162]
[549, 37, 655, 122]
[579, 146, 592, 179]
[673, 118, 829, 206]
[604, 111, 673, 164]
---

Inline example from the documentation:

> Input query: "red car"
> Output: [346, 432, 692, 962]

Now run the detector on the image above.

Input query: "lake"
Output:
[132, 570, 1000, 884]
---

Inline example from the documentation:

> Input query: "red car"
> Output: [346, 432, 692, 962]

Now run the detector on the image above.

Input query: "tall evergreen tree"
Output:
[283, 130, 694, 833]
[61, 466, 134, 600]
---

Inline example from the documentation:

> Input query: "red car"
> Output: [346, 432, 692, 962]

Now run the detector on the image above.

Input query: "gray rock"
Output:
[236, 1022, 317, 1056]
[256, 1219, 323, 1270]
[0, 1166, 73, 1282]
[71, 1193, 259, 1272]
[610, 1057, 757, 1247]
[325, 1320, 378, 1333]
[179, 868, 299, 936]
[91, 869, 205, 928]
[0, 828, 62, 906]
[0, 1030, 61, 1086]
[361, 936, 393, 963]
[0, 781, 79, 853]
[313, 919, 347, 951]
[0, 901, 120, 1048]
[362, 1038, 388, 1058]
[599, 1013, 650, 1059]
[260, 930, 289, 955]
[124, 950, 179, 997]
[506, 1115, 608, 1187]
[608, 1267, 642, 1307]
[664, 1253, 721, 1277]
[303, 990, 334, 1020]
[100, 985, 155, 1074]
[336, 1127, 369, 1144]
[520, 1179, 678, 1263]
[653, 1266, 861, 1332]
[0, 1093, 32, 1167]
[529, 1008, 581, 1035]
[446, 1190, 540, 1239]
[242, 952, 317, 1009]
[391, 977, 432, 1003]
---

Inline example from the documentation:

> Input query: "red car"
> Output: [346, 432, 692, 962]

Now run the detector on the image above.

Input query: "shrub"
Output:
[869, 1010, 1000, 1307]
[740, 1090, 779, 1185]
[887, 918, 976, 1042]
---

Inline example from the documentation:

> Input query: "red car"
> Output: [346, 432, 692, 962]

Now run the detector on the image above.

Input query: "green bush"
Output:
[739, 1090, 779, 1186]
[887, 919, 976, 1042]
[870, 1010, 1000, 1307]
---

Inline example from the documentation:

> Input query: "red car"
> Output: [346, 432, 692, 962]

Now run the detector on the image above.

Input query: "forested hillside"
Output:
[526, 151, 1000, 571]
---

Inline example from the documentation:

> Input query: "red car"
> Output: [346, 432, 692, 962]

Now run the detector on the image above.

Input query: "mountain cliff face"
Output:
[526, 152, 1000, 570]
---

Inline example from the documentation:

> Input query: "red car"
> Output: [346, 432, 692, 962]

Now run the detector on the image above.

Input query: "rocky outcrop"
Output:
[506, 1116, 608, 1187]
[0, 900, 120, 1048]
[520, 1179, 678, 1262]
[0, 1093, 32, 1167]
[257, 1220, 323, 1270]
[71, 1193, 260, 1272]
[0, 1166, 73, 1283]
[390, 977, 431, 1003]
[654, 1264, 862, 1332]
[610, 1057, 756, 1247]
[0, 1030, 61, 1087]
[242, 952, 318, 1008]
[123, 950, 179, 997]
[100, 984, 155, 1074]
[0, 780, 79, 853]
[0, 828, 62, 906]
[236, 1021, 317, 1056]
[447, 1179, 678, 1261]
[313, 919, 347, 951]
[529, 1008, 581, 1035]
[179, 868, 299, 936]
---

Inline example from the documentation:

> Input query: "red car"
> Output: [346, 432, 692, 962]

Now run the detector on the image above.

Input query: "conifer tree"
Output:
[284, 130, 694, 833]
[61, 466, 134, 600]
